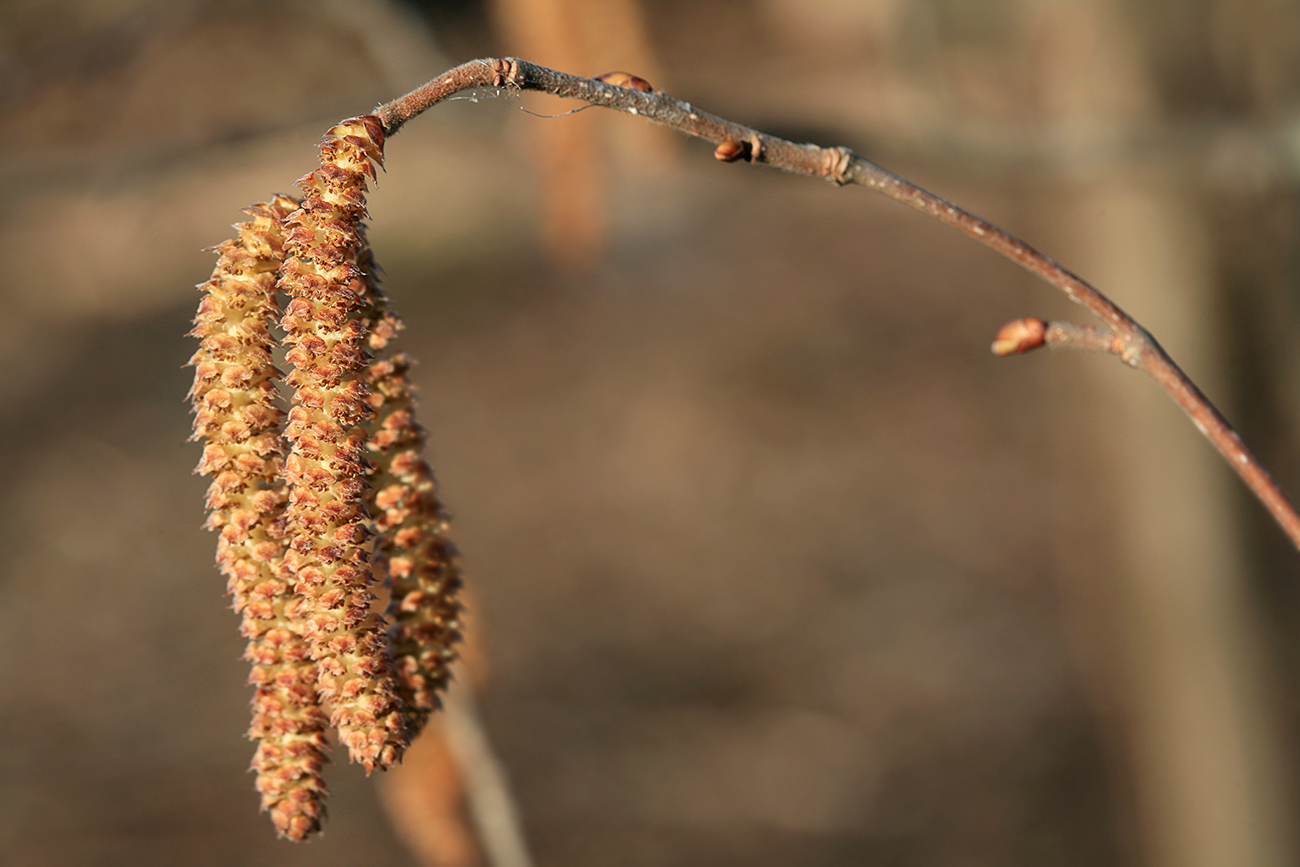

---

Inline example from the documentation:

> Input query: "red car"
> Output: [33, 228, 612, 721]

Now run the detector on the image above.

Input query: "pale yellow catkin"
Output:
[189, 195, 330, 841]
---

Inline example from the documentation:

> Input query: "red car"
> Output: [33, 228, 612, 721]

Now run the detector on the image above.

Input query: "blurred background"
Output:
[2, 0, 1300, 865]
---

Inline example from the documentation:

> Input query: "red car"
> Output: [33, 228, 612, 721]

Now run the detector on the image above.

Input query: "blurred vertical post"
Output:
[488, 0, 672, 268]
[1033, 2, 1295, 865]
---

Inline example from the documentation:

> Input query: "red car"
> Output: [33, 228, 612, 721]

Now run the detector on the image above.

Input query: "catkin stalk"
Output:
[189, 196, 330, 840]
[277, 116, 413, 771]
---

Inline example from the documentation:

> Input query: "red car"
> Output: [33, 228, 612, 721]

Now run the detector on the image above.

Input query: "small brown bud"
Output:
[992, 318, 1048, 355]
[594, 70, 653, 92]
[714, 140, 750, 163]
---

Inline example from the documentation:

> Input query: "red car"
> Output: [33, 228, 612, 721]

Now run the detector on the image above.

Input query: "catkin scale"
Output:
[189, 196, 330, 841]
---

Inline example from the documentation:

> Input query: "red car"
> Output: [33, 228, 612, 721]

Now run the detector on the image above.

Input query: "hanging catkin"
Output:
[354, 224, 464, 733]
[189, 196, 330, 840]
[276, 116, 414, 772]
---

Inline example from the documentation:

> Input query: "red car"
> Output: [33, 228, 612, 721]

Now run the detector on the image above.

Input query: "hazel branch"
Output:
[375, 57, 1300, 553]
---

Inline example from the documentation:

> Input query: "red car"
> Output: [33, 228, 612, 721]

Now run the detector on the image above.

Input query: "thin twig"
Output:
[374, 57, 1300, 552]
[992, 317, 1126, 357]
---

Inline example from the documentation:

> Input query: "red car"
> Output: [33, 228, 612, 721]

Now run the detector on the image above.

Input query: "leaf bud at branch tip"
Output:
[594, 71, 653, 92]
[715, 139, 751, 163]
[992, 317, 1048, 355]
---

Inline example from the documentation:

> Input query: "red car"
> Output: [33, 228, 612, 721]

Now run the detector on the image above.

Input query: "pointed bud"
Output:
[992, 317, 1048, 355]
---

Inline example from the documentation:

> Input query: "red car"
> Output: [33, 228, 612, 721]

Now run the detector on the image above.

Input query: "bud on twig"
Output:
[714, 139, 751, 163]
[594, 70, 654, 92]
[991, 317, 1048, 355]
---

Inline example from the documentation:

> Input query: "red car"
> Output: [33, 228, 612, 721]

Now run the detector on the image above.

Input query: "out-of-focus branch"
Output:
[443, 683, 533, 867]
[379, 714, 484, 867]
[379, 597, 527, 867]
[378, 680, 533, 867]
[373, 57, 1300, 552]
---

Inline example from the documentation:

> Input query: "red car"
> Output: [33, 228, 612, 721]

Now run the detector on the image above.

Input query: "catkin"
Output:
[189, 195, 330, 840]
[277, 116, 412, 771]
[355, 227, 464, 732]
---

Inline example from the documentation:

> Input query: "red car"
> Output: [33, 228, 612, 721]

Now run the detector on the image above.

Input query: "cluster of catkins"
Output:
[188, 115, 462, 841]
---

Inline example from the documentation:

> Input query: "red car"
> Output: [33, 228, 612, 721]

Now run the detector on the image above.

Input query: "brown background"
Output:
[2, 1, 1299, 865]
